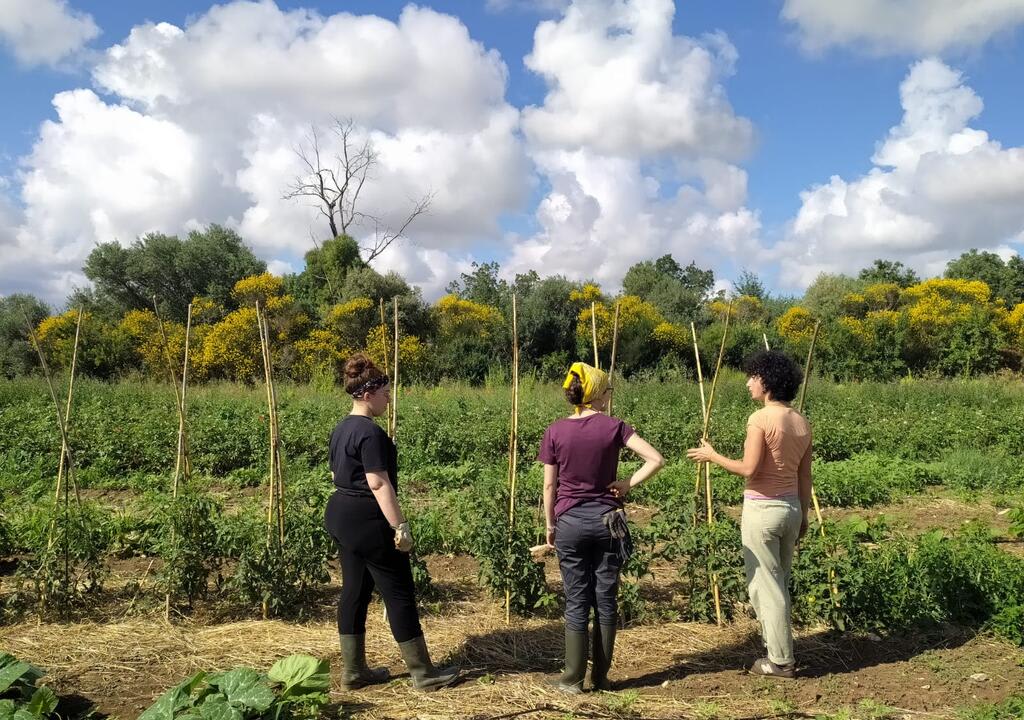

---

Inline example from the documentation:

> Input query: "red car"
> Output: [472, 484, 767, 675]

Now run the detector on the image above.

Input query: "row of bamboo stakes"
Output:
[25, 294, 835, 624]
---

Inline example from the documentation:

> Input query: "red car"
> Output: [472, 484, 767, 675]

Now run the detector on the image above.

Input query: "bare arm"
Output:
[610, 433, 665, 498]
[688, 425, 766, 479]
[366, 470, 405, 527]
[543, 463, 558, 545]
[797, 441, 812, 515]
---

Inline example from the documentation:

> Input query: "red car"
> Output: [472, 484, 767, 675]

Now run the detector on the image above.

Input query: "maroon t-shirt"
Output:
[537, 413, 635, 518]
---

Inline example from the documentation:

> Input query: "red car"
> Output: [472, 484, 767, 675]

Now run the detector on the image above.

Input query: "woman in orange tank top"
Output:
[687, 350, 812, 678]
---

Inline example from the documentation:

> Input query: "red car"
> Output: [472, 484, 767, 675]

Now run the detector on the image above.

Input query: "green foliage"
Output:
[957, 695, 1024, 720]
[0, 295, 49, 380]
[158, 493, 222, 607]
[858, 259, 920, 288]
[0, 653, 56, 720]
[83, 226, 266, 322]
[813, 454, 936, 507]
[468, 474, 555, 616]
[139, 655, 329, 720]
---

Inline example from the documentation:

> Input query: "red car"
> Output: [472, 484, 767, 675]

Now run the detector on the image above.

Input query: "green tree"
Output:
[446, 261, 509, 308]
[857, 259, 919, 288]
[622, 255, 714, 324]
[0, 294, 50, 378]
[945, 249, 1024, 305]
[734, 269, 766, 299]
[83, 225, 266, 322]
[516, 276, 579, 372]
[802, 273, 864, 320]
[285, 235, 364, 311]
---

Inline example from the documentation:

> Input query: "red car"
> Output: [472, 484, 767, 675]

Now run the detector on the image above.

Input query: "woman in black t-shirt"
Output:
[324, 353, 459, 692]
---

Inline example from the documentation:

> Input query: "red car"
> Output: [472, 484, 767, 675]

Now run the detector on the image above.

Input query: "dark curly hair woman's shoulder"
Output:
[742, 350, 803, 402]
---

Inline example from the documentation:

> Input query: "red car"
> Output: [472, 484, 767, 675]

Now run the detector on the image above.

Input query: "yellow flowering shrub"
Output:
[197, 307, 262, 382]
[569, 283, 603, 306]
[652, 321, 689, 353]
[1006, 303, 1024, 348]
[231, 273, 285, 307]
[576, 296, 664, 361]
[434, 295, 503, 340]
[120, 309, 182, 379]
[325, 297, 376, 347]
[293, 328, 348, 382]
[777, 306, 816, 348]
[710, 295, 765, 323]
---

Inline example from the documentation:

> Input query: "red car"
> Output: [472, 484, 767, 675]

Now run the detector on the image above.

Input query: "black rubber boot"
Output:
[552, 628, 588, 694]
[339, 634, 390, 691]
[590, 624, 617, 691]
[397, 635, 461, 691]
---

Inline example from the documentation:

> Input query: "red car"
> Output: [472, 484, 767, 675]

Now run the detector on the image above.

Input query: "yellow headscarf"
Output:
[562, 362, 609, 409]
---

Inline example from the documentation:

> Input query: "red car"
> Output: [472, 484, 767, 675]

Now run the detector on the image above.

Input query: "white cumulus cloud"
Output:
[0, 0, 99, 67]
[509, 0, 761, 291]
[782, 0, 1024, 56]
[774, 58, 1024, 289]
[1, 1, 529, 303]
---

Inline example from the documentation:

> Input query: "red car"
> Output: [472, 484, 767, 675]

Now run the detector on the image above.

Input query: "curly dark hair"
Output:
[742, 350, 803, 402]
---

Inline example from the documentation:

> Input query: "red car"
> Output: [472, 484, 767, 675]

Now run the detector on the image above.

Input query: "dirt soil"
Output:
[2, 550, 1023, 720]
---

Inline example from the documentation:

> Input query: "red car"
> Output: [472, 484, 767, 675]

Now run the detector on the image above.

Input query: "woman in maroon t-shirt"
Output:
[539, 362, 664, 693]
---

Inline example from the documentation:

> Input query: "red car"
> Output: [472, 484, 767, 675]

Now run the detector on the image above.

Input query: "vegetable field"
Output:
[2, 375, 1024, 720]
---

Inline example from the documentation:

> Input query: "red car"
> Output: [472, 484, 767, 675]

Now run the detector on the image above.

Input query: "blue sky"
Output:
[2, 0, 1023, 304]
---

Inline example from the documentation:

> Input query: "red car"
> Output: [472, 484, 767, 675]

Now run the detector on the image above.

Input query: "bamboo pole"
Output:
[690, 322, 708, 527]
[392, 297, 399, 441]
[692, 302, 732, 627]
[26, 312, 86, 613]
[53, 309, 83, 506]
[380, 298, 392, 437]
[172, 304, 193, 492]
[763, 333, 770, 351]
[505, 295, 519, 624]
[608, 302, 620, 415]
[590, 301, 599, 369]
[152, 299, 189, 478]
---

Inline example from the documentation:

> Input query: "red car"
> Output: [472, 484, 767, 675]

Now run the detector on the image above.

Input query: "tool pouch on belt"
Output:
[602, 508, 633, 564]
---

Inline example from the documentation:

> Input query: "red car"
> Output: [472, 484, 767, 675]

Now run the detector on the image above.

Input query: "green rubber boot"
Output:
[590, 624, 617, 691]
[339, 634, 390, 691]
[553, 629, 588, 694]
[397, 635, 461, 691]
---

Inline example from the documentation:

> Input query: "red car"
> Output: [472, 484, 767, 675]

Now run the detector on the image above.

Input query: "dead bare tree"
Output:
[284, 118, 432, 263]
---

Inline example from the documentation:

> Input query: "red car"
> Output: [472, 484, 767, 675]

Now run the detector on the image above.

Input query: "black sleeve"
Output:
[359, 428, 390, 474]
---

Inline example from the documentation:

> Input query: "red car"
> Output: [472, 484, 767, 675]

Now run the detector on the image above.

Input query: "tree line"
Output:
[2, 226, 1023, 384]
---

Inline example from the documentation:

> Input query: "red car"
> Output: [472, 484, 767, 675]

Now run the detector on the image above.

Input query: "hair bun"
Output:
[344, 353, 369, 379]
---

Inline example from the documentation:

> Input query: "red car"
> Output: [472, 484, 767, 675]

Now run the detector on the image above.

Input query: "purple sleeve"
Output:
[537, 425, 557, 464]
[618, 420, 635, 447]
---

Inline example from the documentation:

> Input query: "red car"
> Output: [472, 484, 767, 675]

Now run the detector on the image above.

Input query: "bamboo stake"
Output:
[763, 333, 770, 351]
[173, 304, 193, 492]
[505, 295, 519, 624]
[263, 310, 285, 546]
[690, 322, 708, 528]
[392, 297, 399, 441]
[152, 294, 191, 481]
[380, 298, 392, 437]
[692, 302, 732, 627]
[608, 302, 620, 416]
[590, 301, 599, 369]
[53, 309, 83, 506]
[26, 313, 86, 614]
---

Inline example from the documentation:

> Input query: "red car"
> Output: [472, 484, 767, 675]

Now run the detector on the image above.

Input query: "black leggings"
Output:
[324, 493, 422, 643]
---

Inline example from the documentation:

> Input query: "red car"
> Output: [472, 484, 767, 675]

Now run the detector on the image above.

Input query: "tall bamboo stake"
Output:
[153, 298, 192, 483]
[505, 295, 520, 624]
[26, 313, 87, 614]
[380, 298, 392, 437]
[591, 301, 599, 368]
[608, 302, 620, 415]
[174, 303, 193, 495]
[392, 297, 399, 440]
[763, 333, 770, 351]
[691, 302, 732, 627]
[53, 309, 83, 506]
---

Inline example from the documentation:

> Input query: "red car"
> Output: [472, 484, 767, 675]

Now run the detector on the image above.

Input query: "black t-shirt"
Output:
[329, 415, 398, 497]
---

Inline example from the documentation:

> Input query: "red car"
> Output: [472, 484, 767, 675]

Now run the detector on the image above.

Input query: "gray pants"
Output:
[555, 504, 623, 631]
[741, 497, 802, 666]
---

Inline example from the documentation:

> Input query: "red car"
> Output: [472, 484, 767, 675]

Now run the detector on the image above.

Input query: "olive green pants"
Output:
[741, 497, 802, 666]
